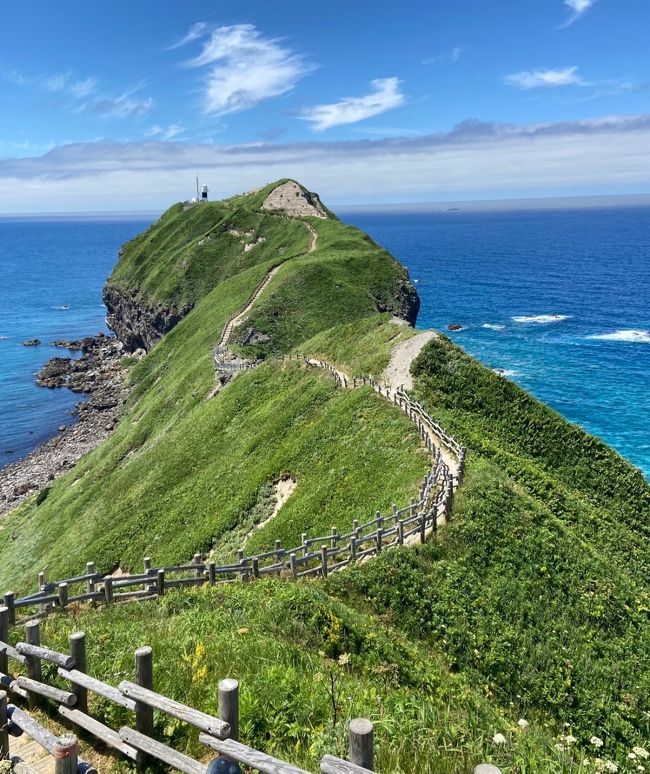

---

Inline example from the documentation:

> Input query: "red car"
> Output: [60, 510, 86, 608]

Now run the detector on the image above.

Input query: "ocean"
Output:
[0, 217, 149, 464]
[342, 206, 650, 479]
[0, 206, 648, 479]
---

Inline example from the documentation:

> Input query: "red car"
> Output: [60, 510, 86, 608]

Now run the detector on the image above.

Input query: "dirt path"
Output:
[381, 326, 438, 391]
[217, 221, 318, 351]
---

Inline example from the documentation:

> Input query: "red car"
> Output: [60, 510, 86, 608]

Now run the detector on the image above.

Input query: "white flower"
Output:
[492, 733, 507, 745]
[564, 734, 577, 745]
[591, 736, 605, 748]
[637, 766, 645, 772]
[517, 718, 529, 729]
[555, 743, 565, 752]
[603, 762, 618, 773]
[634, 748, 650, 760]
[630, 752, 638, 759]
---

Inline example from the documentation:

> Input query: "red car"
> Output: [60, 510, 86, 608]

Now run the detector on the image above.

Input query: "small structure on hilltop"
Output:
[186, 177, 209, 205]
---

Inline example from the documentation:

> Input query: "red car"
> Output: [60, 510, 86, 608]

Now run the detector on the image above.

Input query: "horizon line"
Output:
[2, 191, 650, 219]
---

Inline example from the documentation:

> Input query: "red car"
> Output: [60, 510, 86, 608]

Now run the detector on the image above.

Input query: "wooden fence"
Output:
[0, 615, 501, 774]
[4, 355, 463, 624]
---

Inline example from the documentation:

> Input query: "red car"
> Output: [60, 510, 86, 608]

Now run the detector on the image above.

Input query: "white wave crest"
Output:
[512, 314, 570, 324]
[493, 368, 519, 378]
[482, 323, 506, 331]
[587, 329, 650, 343]
[52, 304, 70, 310]
[0, 336, 9, 340]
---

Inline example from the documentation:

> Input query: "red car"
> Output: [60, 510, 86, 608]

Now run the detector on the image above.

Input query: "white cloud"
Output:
[184, 24, 315, 116]
[90, 92, 154, 118]
[3, 112, 650, 212]
[562, 0, 597, 26]
[422, 45, 467, 66]
[44, 73, 98, 99]
[505, 66, 584, 89]
[299, 78, 405, 131]
[145, 124, 185, 140]
[167, 21, 209, 50]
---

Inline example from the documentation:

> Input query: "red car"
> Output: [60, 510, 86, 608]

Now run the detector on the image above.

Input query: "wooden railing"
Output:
[0, 616, 501, 774]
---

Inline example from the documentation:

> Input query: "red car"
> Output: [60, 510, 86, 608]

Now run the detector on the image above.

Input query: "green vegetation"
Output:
[0, 182, 425, 590]
[3, 183, 650, 772]
[33, 583, 575, 774]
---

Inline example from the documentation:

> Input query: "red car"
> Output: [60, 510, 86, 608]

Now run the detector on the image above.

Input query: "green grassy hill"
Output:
[2, 181, 649, 772]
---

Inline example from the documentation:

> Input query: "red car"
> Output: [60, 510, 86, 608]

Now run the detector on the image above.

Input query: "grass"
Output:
[24, 581, 584, 774]
[0, 182, 427, 590]
[324, 336, 650, 769]
[4, 182, 650, 772]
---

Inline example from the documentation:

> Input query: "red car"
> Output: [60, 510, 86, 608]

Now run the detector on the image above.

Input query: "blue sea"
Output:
[0, 217, 149, 463]
[0, 207, 649, 480]
[343, 207, 650, 479]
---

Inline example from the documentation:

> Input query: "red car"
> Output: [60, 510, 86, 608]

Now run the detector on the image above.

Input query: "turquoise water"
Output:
[0, 217, 149, 463]
[342, 207, 650, 478]
[1, 208, 649, 480]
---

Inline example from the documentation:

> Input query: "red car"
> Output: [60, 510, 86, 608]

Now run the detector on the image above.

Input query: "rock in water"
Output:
[22, 339, 41, 346]
[447, 323, 463, 331]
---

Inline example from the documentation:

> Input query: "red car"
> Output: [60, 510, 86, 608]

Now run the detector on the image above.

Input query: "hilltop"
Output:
[1, 180, 649, 772]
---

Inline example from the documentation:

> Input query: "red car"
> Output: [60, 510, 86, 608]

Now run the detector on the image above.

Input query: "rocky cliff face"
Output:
[382, 274, 420, 326]
[103, 283, 191, 353]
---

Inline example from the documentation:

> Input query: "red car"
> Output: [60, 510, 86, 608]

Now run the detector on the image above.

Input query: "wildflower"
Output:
[492, 733, 507, 745]
[338, 653, 350, 666]
[555, 743, 565, 752]
[564, 735, 577, 745]
[630, 753, 638, 760]
[634, 748, 650, 760]
[637, 766, 645, 772]
[591, 736, 605, 748]
[313, 672, 324, 683]
[603, 762, 618, 773]
[517, 718, 529, 729]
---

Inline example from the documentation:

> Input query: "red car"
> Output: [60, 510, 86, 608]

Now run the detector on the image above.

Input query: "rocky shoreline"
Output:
[0, 333, 127, 515]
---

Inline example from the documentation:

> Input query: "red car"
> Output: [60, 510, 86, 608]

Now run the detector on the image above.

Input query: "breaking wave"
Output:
[493, 368, 519, 378]
[512, 314, 570, 324]
[482, 323, 506, 331]
[587, 329, 650, 343]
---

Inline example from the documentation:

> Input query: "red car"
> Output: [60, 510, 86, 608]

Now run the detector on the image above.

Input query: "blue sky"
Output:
[1, 0, 650, 211]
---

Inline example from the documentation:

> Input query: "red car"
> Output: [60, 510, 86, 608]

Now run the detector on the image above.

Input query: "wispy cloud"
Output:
[43, 73, 98, 99]
[3, 113, 650, 211]
[422, 45, 467, 66]
[3, 68, 152, 119]
[299, 78, 405, 131]
[90, 92, 154, 118]
[505, 66, 584, 89]
[561, 0, 597, 27]
[184, 24, 316, 116]
[145, 124, 185, 140]
[167, 21, 209, 50]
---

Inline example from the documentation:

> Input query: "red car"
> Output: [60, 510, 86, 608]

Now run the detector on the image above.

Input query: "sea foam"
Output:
[512, 314, 570, 324]
[587, 329, 650, 343]
[493, 368, 519, 378]
[482, 323, 506, 331]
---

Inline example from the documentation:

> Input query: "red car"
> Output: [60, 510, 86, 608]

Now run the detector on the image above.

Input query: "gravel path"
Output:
[381, 327, 438, 390]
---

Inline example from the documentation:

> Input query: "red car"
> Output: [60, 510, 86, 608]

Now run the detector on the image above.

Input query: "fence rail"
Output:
[0, 619, 500, 773]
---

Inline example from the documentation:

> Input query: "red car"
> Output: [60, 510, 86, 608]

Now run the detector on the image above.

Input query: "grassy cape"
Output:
[2, 181, 649, 772]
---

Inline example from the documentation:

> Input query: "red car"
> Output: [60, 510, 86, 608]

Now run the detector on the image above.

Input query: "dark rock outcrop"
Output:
[22, 339, 41, 347]
[103, 283, 191, 353]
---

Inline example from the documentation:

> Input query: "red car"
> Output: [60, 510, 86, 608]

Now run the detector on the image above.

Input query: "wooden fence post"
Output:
[289, 553, 297, 580]
[3, 593, 15, 627]
[193, 554, 203, 580]
[58, 583, 69, 610]
[208, 562, 216, 585]
[156, 570, 165, 597]
[103, 576, 113, 604]
[25, 620, 41, 709]
[218, 678, 239, 742]
[349, 718, 374, 770]
[0, 607, 8, 675]
[69, 632, 87, 713]
[54, 733, 78, 774]
[135, 646, 153, 769]
[252, 558, 259, 580]
[397, 521, 404, 546]
[320, 546, 328, 578]
[0, 690, 8, 760]
[330, 528, 338, 549]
